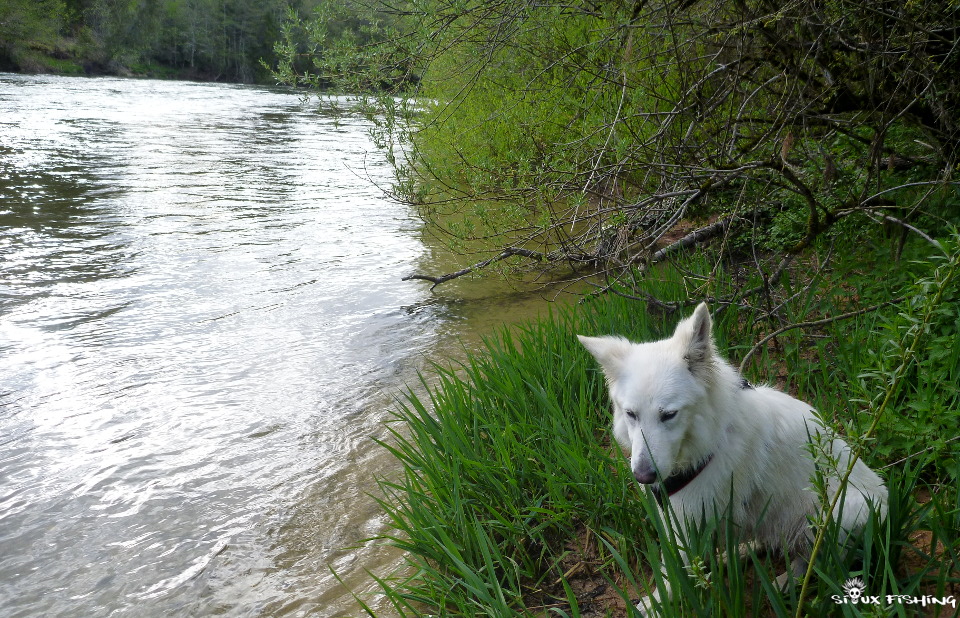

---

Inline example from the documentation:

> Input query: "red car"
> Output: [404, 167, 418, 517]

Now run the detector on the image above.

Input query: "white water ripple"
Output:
[0, 74, 438, 618]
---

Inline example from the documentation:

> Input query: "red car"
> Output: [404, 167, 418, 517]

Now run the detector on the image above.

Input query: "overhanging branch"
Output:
[403, 247, 543, 290]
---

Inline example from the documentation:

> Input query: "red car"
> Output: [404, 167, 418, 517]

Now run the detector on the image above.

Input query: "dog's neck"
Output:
[651, 454, 714, 507]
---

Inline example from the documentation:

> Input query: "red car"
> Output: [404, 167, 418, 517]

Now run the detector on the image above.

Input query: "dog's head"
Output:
[578, 302, 717, 485]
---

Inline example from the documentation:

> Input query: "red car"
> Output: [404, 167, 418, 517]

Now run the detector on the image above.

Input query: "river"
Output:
[0, 74, 566, 617]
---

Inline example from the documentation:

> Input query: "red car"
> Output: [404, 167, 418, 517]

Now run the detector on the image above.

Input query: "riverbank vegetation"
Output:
[265, 0, 960, 614]
[275, 0, 959, 297]
[362, 237, 959, 616]
[0, 0, 338, 82]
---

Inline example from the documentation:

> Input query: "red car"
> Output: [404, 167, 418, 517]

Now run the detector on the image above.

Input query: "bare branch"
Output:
[863, 212, 945, 254]
[403, 247, 543, 290]
[648, 214, 735, 263]
[738, 298, 907, 375]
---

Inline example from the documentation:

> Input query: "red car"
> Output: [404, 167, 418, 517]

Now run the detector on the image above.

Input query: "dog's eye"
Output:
[625, 410, 638, 421]
[660, 409, 678, 422]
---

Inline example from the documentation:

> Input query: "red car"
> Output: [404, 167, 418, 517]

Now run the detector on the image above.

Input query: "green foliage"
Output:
[0, 0, 66, 45]
[792, 234, 960, 616]
[833, 239, 960, 482]
[2, 0, 303, 82]
[272, 0, 960, 297]
[373, 304, 654, 614]
[364, 239, 960, 615]
[0, 0, 67, 70]
[270, 0, 415, 91]
[731, 233, 960, 485]
[77, 0, 293, 81]
[391, 1, 667, 248]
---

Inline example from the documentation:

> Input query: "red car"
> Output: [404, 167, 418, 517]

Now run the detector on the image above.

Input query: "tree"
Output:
[0, 0, 67, 70]
[276, 0, 960, 309]
[56, 0, 293, 81]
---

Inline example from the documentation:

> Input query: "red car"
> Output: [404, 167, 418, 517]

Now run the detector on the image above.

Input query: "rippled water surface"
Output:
[0, 74, 560, 617]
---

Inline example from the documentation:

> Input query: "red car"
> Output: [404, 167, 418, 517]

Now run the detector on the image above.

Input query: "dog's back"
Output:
[711, 382, 886, 551]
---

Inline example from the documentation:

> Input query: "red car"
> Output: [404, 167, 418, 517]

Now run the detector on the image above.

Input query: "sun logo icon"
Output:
[842, 577, 866, 602]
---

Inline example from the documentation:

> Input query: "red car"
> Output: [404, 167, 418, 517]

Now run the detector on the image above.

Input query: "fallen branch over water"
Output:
[402, 247, 543, 290]
[404, 216, 739, 291]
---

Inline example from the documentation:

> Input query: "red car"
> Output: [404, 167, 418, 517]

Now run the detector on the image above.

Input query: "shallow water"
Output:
[0, 74, 567, 616]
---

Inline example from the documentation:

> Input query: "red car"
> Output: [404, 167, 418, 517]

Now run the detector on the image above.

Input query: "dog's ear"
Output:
[674, 302, 716, 376]
[577, 335, 632, 380]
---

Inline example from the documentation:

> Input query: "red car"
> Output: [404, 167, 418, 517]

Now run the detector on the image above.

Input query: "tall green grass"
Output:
[369, 301, 654, 616]
[361, 239, 960, 616]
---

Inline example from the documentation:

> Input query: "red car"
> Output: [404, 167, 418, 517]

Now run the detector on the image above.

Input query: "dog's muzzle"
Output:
[634, 469, 657, 484]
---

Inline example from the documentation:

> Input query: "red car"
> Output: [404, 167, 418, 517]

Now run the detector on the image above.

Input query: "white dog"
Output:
[578, 302, 887, 615]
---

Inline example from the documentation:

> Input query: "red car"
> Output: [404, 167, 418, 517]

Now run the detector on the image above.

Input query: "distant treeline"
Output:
[0, 0, 348, 83]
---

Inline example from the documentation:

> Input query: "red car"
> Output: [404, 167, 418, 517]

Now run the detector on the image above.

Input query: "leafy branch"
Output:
[795, 234, 960, 617]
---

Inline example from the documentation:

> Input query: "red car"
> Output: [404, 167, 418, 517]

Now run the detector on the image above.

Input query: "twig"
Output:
[526, 601, 570, 611]
[591, 214, 742, 304]
[862, 212, 945, 254]
[738, 298, 906, 374]
[402, 247, 543, 290]
[554, 561, 586, 585]
[647, 215, 735, 263]
[880, 434, 960, 470]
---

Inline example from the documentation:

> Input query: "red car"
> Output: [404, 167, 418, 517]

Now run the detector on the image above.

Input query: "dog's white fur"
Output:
[578, 302, 887, 615]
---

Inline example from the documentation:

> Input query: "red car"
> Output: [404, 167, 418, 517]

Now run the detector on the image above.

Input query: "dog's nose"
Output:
[634, 469, 657, 484]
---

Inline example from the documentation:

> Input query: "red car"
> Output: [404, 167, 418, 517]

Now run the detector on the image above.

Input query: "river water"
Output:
[0, 74, 563, 617]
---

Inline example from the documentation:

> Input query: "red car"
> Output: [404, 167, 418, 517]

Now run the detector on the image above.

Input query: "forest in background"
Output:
[0, 0, 339, 82]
